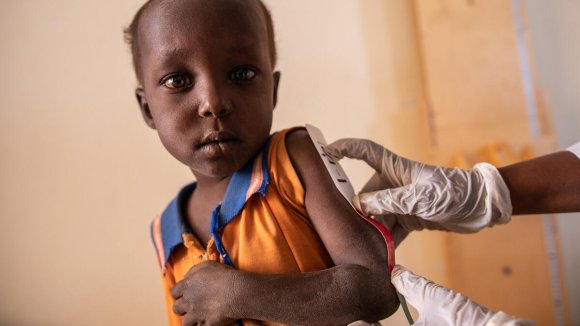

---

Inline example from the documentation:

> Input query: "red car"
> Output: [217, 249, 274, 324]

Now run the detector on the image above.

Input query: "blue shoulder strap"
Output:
[151, 183, 195, 272]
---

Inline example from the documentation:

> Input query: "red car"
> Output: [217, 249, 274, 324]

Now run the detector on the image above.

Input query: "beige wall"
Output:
[0, 0, 418, 324]
[1, 0, 577, 325]
[0, 1, 174, 325]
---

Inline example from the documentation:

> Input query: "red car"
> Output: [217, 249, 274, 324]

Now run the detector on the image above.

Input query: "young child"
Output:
[124, 0, 399, 325]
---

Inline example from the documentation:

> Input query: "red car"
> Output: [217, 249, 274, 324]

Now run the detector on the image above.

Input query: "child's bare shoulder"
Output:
[284, 128, 322, 184]
[283, 127, 344, 202]
[285, 128, 391, 266]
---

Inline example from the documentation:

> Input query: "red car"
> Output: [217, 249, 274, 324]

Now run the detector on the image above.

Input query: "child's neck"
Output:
[186, 175, 231, 247]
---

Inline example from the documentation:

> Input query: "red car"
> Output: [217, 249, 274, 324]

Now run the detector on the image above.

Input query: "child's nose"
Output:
[198, 84, 232, 118]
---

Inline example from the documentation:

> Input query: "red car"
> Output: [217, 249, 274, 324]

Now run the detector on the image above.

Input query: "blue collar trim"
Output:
[210, 140, 271, 266]
[214, 141, 270, 230]
[153, 140, 271, 268]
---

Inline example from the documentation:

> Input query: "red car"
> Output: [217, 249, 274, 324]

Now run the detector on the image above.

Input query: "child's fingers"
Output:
[172, 297, 188, 316]
[171, 279, 185, 299]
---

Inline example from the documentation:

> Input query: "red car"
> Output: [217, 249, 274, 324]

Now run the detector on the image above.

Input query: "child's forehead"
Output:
[141, 0, 266, 32]
[139, 0, 268, 50]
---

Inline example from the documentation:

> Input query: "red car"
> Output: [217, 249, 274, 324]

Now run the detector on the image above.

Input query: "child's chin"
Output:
[193, 161, 246, 181]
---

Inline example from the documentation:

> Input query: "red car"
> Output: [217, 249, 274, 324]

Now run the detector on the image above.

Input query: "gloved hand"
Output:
[324, 139, 512, 238]
[391, 265, 533, 325]
[353, 171, 435, 246]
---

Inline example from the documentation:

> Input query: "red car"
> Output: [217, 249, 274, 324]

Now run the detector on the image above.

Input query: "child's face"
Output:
[136, 0, 279, 181]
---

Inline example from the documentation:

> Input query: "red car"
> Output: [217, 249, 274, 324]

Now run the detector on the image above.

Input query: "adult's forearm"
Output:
[227, 264, 398, 325]
[499, 151, 580, 215]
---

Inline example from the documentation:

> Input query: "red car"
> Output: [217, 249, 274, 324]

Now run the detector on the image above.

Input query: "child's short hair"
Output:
[124, 0, 278, 83]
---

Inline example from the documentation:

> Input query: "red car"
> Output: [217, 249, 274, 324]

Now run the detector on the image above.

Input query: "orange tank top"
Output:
[151, 128, 334, 326]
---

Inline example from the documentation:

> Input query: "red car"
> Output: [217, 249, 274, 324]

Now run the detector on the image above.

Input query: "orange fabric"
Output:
[159, 128, 334, 326]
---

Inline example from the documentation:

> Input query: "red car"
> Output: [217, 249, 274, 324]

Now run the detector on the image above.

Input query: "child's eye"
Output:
[160, 74, 192, 89]
[230, 67, 257, 82]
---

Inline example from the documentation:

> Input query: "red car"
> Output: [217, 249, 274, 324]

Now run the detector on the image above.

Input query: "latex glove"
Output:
[392, 265, 533, 325]
[325, 139, 512, 234]
[355, 172, 443, 246]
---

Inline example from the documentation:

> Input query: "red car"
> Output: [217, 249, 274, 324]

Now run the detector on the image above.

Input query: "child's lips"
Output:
[198, 139, 241, 156]
[197, 131, 241, 156]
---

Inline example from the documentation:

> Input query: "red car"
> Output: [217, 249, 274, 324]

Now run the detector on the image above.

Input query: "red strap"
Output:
[355, 210, 395, 272]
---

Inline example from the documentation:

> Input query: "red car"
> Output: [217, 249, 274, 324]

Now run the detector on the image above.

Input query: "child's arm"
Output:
[172, 129, 399, 325]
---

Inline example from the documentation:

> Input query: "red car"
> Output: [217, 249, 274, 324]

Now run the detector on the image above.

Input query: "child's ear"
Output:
[272, 71, 281, 108]
[135, 88, 156, 129]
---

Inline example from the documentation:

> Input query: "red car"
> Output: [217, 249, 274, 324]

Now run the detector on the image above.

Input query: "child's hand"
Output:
[171, 261, 236, 326]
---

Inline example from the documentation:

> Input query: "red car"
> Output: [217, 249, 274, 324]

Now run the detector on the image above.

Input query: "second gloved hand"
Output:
[325, 138, 512, 233]
[391, 265, 533, 326]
